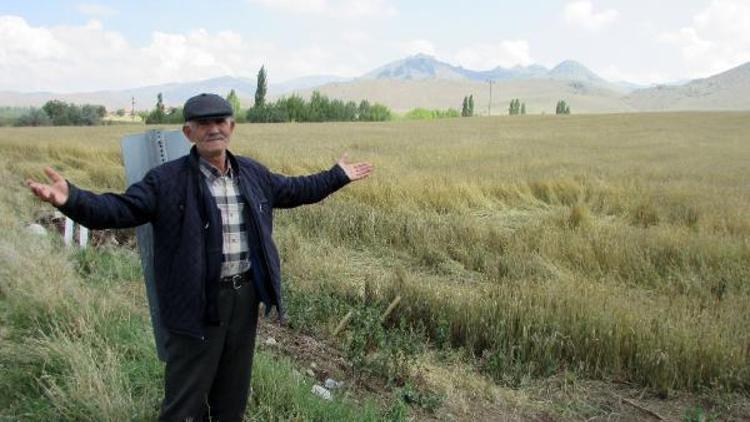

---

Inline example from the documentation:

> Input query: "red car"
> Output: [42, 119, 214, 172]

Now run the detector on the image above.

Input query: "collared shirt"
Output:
[198, 157, 250, 277]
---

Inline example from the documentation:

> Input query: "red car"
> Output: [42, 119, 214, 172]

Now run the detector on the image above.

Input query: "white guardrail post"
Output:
[63, 217, 89, 248]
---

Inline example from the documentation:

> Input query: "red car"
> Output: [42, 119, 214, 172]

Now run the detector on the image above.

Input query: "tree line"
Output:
[403, 108, 460, 120]
[143, 93, 184, 124]
[6, 76, 575, 127]
[459, 95, 571, 116]
[246, 91, 392, 123]
[142, 66, 393, 125]
[10, 100, 107, 127]
[244, 66, 391, 123]
[508, 98, 526, 115]
[555, 100, 571, 114]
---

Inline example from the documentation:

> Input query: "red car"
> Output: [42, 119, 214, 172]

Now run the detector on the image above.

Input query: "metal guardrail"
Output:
[121, 129, 191, 361]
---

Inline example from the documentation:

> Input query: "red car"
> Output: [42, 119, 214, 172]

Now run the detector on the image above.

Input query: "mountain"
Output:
[358, 54, 636, 93]
[288, 56, 749, 112]
[477, 64, 550, 81]
[292, 78, 634, 114]
[611, 80, 649, 92]
[0, 74, 353, 111]
[625, 61, 750, 111]
[0, 76, 257, 111]
[125, 76, 258, 109]
[548, 60, 606, 84]
[291, 55, 633, 113]
[362, 53, 468, 80]
[272, 75, 351, 95]
[361, 54, 610, 84]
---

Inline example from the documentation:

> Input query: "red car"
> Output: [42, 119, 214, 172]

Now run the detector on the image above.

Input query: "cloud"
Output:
[141, 29, 265, 78]
[0, 16, 121, 92]
[248, 0, 397, 17]
[76, 3, 119, 17]
[660, 0, 750, 77]
[0, 15, 375, 93]
[454, 41, 533, 70]
[401, 39, 436, 57]
[563, 1, 618, 31]
[0, 15, 66, 62]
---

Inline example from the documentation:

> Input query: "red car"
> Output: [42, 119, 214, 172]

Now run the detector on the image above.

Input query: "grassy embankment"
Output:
[1, 112, 749, 419]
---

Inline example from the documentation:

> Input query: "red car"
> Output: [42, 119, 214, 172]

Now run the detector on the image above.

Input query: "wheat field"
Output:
[1, 112, 748, 419]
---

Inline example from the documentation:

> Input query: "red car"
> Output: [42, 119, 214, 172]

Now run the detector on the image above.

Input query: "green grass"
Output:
[249, 352, 384, 421]
[1, 112, 749, 418]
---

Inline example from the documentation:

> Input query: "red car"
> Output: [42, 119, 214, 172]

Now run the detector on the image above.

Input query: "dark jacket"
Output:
[59, 147, 350, 338]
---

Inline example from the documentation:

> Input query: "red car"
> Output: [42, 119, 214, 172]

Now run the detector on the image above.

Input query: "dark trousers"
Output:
[159, 284, 259, 422]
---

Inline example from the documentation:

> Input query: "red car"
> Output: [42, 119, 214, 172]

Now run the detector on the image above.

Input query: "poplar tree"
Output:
[255, 66, 267, 108]
[146, 93, 166, 124]
[556, 100, 571, 115]
[509, 98, 523, 115]
[226, 89, 241, 117]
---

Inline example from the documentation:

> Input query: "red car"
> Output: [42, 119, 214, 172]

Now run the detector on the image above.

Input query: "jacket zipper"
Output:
[239, 175, 276, 307]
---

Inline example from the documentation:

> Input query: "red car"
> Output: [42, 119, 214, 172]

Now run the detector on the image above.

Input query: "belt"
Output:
[218, 271, 252, 290]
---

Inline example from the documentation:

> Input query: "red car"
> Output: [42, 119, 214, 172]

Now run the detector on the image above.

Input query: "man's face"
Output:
[182, 117, 236, 160]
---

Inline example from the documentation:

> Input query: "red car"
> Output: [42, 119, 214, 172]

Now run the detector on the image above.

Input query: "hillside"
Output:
[0, 75, 345, 112]
[625, 62, 750, 111]
[286, 78, 634, 114]
[0, 76, 256, 112]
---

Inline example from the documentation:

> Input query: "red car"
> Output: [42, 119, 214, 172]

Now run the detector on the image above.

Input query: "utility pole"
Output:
[131, 96, 136, 120]
[487, 80, 496, 116]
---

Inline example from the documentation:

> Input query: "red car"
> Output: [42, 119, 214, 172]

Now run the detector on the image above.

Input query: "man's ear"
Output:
[182, 123, 194, 142]
[229, 119, 236, 132]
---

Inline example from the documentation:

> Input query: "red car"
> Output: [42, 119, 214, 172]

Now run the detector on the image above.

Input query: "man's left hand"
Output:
[337, 153, 373, 181]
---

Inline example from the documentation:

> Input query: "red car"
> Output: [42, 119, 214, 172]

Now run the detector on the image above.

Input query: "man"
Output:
[26, 93, 373, 421]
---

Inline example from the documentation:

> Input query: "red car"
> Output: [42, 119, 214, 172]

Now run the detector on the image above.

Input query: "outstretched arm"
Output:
[271, 153, 373, 209]
[26, 167, 69, 207]
[26, 166, 159, 229]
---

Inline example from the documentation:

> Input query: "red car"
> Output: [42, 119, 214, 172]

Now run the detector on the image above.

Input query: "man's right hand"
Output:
[26, 167, 69, 207]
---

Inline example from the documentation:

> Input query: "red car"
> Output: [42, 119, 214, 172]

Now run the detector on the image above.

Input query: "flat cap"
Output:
[183, 93, 233, 121]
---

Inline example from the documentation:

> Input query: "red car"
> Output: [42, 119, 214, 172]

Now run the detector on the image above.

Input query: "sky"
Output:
[0, 0, 748, 93]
